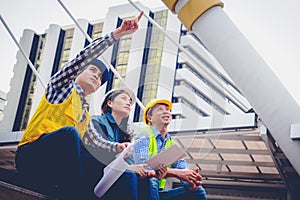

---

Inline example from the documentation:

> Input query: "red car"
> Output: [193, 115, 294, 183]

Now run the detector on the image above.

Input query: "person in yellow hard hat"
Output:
[133, 99, 207, 200]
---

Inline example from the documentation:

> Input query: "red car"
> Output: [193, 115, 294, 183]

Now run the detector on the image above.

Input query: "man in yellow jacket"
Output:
[15, 12, 143, 199]
[133, 99, 207, 200]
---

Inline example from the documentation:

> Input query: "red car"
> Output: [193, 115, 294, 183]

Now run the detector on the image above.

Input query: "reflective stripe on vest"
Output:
[19, 87, 90, 146]
[143, 127, 175, 189]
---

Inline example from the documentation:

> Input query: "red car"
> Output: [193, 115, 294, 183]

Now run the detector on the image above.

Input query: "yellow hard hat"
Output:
[143, 99, 172, 125]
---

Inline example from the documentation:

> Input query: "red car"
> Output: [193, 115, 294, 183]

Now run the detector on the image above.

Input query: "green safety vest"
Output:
[143, 127, 175, 189]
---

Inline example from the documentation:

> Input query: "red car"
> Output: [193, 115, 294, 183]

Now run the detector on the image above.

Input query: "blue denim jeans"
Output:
[149, 177, 207, 200]
[16, 126, 84, 199]
[137, 176, 159, 200]
[16, 126, 138, 200]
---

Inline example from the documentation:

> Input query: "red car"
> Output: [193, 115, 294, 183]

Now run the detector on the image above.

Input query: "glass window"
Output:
[58, 28, 74, 69]
[92, 22, 104, 40]
[111, 17, 134, 88]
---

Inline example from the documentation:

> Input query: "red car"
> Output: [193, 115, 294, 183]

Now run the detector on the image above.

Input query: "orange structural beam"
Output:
[179, 0, 223, 30]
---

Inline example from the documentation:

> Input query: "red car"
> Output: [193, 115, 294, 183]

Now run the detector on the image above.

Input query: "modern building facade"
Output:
[0, 2, 299, 199]
[0, 2, 253, 132]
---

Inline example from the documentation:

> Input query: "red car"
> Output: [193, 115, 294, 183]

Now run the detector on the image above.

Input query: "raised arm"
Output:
[48, 11, 144, 92]
[113, 11, 143, 40]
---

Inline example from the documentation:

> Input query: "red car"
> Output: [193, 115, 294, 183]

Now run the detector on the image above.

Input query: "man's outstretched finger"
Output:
[136, 11, 144, 22]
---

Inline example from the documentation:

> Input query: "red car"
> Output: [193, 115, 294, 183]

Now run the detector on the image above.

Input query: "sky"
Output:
[1, 0, 300, 105]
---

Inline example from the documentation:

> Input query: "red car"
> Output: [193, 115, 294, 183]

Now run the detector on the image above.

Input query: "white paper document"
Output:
[146, 144, 186, 169]
[94, 136, 145, 198]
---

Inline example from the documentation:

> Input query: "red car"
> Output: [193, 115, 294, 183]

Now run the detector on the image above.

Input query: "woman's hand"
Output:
[128, 164, 148, 178]
[116, 142, 130, 152]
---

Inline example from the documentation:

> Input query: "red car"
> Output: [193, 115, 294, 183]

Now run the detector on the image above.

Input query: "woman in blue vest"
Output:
[89, 88, 136, 164]
[90, 88, 166, 200]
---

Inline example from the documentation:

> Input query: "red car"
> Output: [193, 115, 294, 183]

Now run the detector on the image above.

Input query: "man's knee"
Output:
[194, 186, 207, 200]
[58, 126, 81, 142]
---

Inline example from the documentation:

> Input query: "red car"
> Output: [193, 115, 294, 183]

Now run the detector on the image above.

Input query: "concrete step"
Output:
[0, 180, 50, 200]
